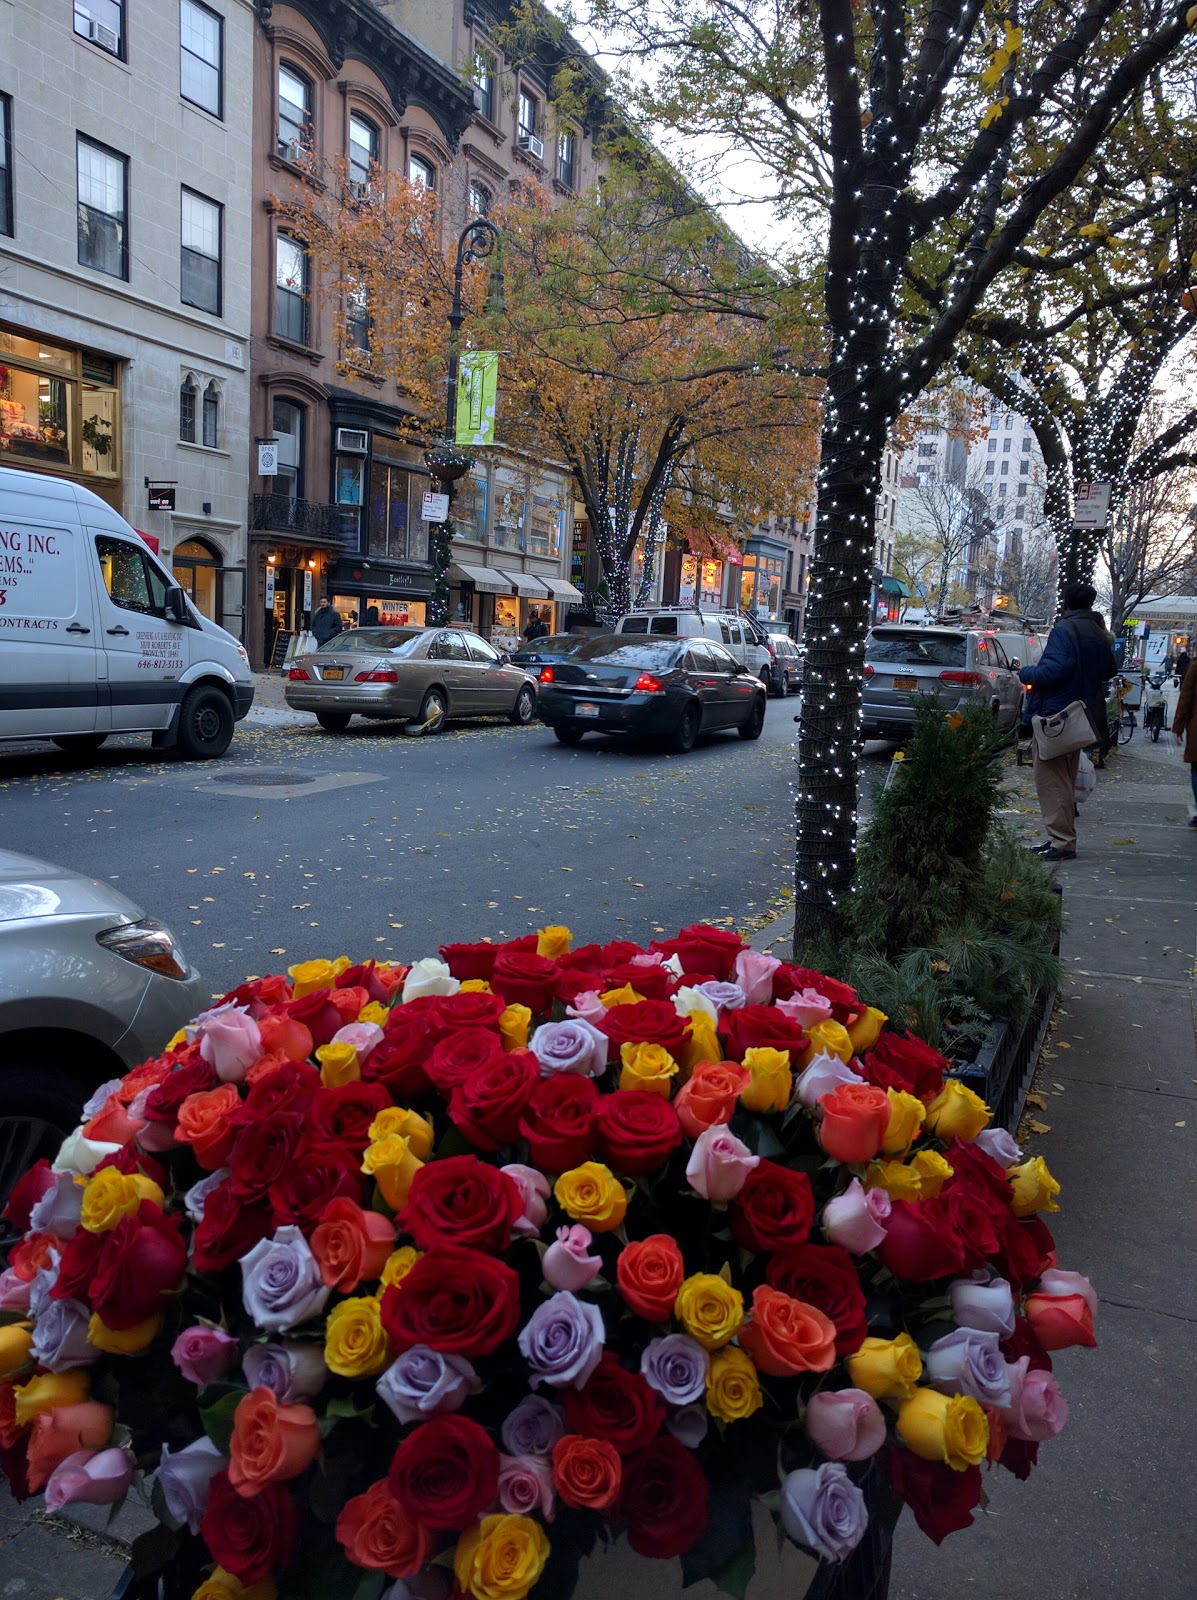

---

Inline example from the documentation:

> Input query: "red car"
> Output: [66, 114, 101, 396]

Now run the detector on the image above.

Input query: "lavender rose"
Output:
[528, 1018, 608, 1079]
[183, 1169, 230, 1224]
[781, 1463, 870, 1564]
[973, 1126, 1023, 1167]
[29, 1171, 84, 1239]
[640, 1334, 710, 1406]
[518, 1291, 605, 1389]
[500, 1394, 566, 1457]
[925, 1328, 1013, 1408]
[243, 1341, 328, 1403]
[376, 1345, 479, 1423]
[497, 1453, 556, 1519]
[694, 980, 746, 1014]
[666, 1403, 708, 1449]
[797, 1053, 865, 1109]
[949, 1275, 1016, 1338]
[156, 1438, 226, 1534]
[239, 1225, 330, 1333]
[31, 1298, 98, 1372]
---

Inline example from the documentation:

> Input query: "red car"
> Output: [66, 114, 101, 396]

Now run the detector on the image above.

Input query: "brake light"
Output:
[635, 673, 664, 693]
[539, 666, 555, 683]
[939, 670, 984, 686]
[863, 664, 874, 677]
[765, 639, 776, 660]
[288, 666, 310, 681]
[355, 668, 399, 683]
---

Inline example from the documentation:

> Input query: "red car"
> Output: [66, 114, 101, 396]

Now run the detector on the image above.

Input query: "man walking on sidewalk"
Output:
[1023, 581, 1118, 861]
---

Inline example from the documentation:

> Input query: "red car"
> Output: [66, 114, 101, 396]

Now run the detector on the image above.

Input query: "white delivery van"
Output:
[0, 467, 254, 759]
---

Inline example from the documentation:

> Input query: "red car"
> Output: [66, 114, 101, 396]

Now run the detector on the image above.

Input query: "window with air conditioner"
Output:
[337, 428, 369, 454]
[181, 0, 222, 117]
[278, 64, 312, 162]
[348, 113, 378, 193]
[517, 91, 542, 158]
[74, 0, 123, 57]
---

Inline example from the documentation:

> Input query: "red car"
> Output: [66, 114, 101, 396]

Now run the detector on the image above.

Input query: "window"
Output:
[181, 0, 222, 117]
[95, 536, 167, 615]
[0, 334, 118, 477]
[468, 181, 491, 217]
[272, 398, 305, 500]
[465, 635, 501, 664]
[518, 91, 539, 141]
[987, 438, 996, 452]
[1001, 460, 1010, 475]
[348, 113, 378, 192]
[77, 136, 128, 280]
[1022, 436, 1032, 452]
[368, 454, 427, 562]
[74, 0, 123, 57]
[409, 155, 435, 189]
[278, 64, 312, 161]
[1020, 459, 1030, 475]
[1005, 414, 1013, 428]
[917, 443, 934, 457]
[984, 461, 995, 476]
[1017, 482, 1027, 499]
[181, 188, 222, 314]
[0, 95, 11, 236]
[180, 377, 197, 442]
[474, 49, 495, 122]
[345, 283, 371, 355]
[202, 382, 219, 448]
[1003, 437, 1012, 452]
[557, 130, 576, 189]
[274, 235, 309, 344]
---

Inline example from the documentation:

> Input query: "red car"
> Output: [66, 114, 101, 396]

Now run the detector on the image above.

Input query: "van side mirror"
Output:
[163, 584, 190, 625]
[1009, 657, 1020, 672]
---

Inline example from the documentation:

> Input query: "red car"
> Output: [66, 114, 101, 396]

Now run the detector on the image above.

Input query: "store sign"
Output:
[258, 442, 279, 476]
[265, 566, 276, 607]
[421, 491, 450, 522]
[147, 486, 175, 511]
[303, 569, 313, 610]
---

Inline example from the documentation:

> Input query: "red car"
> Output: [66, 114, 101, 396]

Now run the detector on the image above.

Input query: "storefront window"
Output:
[740, 553, 784, 619]
[679, 554, 724, 605]
[0, 328, 118, 477]
[528, 495, 561, 556]
[494, 489, 525, 552]
[493, 595, 519, 632]
[367, 459, 428, 563]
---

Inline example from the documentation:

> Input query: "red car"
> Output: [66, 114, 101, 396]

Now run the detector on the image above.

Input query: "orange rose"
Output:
[616, 1234, 685, 1322]
[26, 1401, 115, 1492]
[817, 1083, 892, 1164]
[227, 1387, 321, 1497]
[245, 1050, 292, 1084]
[737, 1285, 837, 1377]
[256, 1014, 311, 1062]
[83, 1096, 144, 1145]
[114, 1057, 172, 1105]
[551, 1434, 621, 1511]
[310, 1198, 396, 1291]
[673, 1060, 750, 1138]
[175, 1084, 242, 1170]
[327, 986, 371, 1028]
[335, 1477, 431, 1578]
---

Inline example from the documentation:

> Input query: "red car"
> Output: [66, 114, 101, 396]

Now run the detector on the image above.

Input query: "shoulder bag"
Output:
[1032, 699, 1096, 759]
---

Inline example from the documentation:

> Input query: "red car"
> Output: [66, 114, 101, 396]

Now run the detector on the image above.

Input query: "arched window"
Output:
[409, 154, 435, 189]
[202, 381, 219, 448]
[179, 376, 198, 443]
[468, 181, 491, 217]
[172, 536, 221, 620]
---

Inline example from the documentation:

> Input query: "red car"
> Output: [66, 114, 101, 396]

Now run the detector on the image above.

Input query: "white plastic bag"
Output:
[1074, 750, 1096, 804]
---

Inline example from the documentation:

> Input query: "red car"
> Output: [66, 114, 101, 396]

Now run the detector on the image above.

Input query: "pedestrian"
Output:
[312, 597, 343, 646]
[524, 613, 548, 641]
[1171, 658, 1197, 828]
[1175, 648, 1190, 680]
[365, 605, 380, 627]
[1023, 581, 1118, 861]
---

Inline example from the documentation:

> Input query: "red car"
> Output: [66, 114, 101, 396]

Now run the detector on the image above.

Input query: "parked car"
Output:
[861, 624, 1024, 740]
[0, 849, 204, 1219]
[508, 633, 586, 670]
[284, 627, 538, 733]
[614, 607, 774, 682]
[536, 634, 767, 752]
[762, 631, 803, 697]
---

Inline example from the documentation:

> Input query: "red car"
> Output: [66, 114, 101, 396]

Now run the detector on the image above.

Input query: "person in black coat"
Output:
[312, 599, 343, 646]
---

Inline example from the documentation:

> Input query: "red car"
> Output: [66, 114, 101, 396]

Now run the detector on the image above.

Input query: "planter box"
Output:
[950, 976, 1057, 1132]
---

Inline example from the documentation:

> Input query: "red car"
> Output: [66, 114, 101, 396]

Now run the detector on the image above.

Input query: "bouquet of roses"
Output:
[0, 923, 1096, 1600]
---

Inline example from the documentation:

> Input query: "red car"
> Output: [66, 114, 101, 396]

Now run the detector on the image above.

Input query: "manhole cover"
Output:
[215, 771, 317, 787]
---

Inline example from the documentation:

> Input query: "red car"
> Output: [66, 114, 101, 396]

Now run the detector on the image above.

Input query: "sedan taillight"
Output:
[288, 666, 311, 681]
[539, 666, 555, 683]
[863, 664, 874, 678]
[635, 673, 664, 693]
[355, 668, 399, 683]
[939, 670, 984, 686]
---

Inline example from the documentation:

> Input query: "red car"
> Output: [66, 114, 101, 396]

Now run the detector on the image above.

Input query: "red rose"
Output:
[401, 1156, 522, 1253]
[553, 969, 608, 1007]
[381, 1245, 521, 1357]
[600, 1001, 691, 1063]
[219, 974, 293, 1016]
[269, 1140, 364, 1232]
[1000, 1314, 1053, 1373]
[595, 1091, 683, 1175]
[2, 1160, 55, 1231]
[619, 1437, 709, 1558]
[438, 941, 500, 981]
[228, 1114, 308, 1197]
[426, 1028, 509, 1097]
[857, 1032, 948, 1101]
[518, 1074, 599, 1172]
[773, 965, 861, 1022]
[89, 1201, 188, 1329]
[997, 1213, 1056, 1289]
[192, 1183, 275, 1274]
[943, 1138, 1016, 1213]
[491, 949, 559, 1013]
[336, 961, 397, 1003]
[998, 1436, 1039, 1480]
[729, 1162, 816, 1255]
[432, 990, 508, 1033]
[943, 1183, 1003, 1270]
[877, 1199, 967, 1284]
[601, 961, 673, 1001]
[360, 1016, 436, 1099]
[884, 1446, 981, 1545]
[202, 1470, 300, 1586]
[284, 990, 345, 1048]
[0, 1434, 31, 1503]
[651, 925, 746, 980]
[308, 1081, 393, 1149]
[141, 1058, 216, 1127]
[50, 1227, 103, 1302]
[449, 1051, 540, 1150]
[766, 1242, 868, 1356]
[94, 1144, 169, 1190]
[231, 1061, 321, 1124]
[388, 1414, 500, 1533]
[719, 1005, 808, 1061]
[563, 1353, 665, 1451]
[556, 942, 608, 973]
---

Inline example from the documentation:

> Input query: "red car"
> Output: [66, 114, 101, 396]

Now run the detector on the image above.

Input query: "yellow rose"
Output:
[0, 1323, 34, 1382]
[287, 958, 337, 997]
[358, 1001, 392, 1027]
[454, 1513, 551, 1600]
[499, 1003, 532, 1051]
[802, 1019, 854, 1067]
[705, 1345, 762, 1421]
[925, 1080, 991, 1141]
[880, 1090, 926, 1157]
[88, 1312, 162, 1355]
[1008, 1155, 1061, 1217]
[167, 1026, 188, 1052]
[846, 1005, 887, 1054]
[316, 1041, 360, 1087]
[362, 1135, 425, 1210]
[911, 1149, 954, 1199]
[674, 1272, 744, 1350]
[553, 1162, 627, 1233]
[460, 979, 494, 993]
[739, 1047, 792, 1113]
[680, 1010, 721, 1073]
[599, 983, 645, 1008]
[536, 925, 572, 959]
[845, 1334, 923, 1400]
[619, 1041, 679, 1097]
[191, 1570, 278, 1600]
[13, 1369, 89, 1426]
[80, 1166, 163, 1233]
[897, 1388, 989, 1470]
[324, 1296, 391, 1378]
[368, 1107, 434, 1160]
[380, 1246, 422, 1289]
[864, 1159, 923, 1202]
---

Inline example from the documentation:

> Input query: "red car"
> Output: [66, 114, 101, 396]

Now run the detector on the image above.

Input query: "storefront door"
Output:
[172, 538, 221, 621]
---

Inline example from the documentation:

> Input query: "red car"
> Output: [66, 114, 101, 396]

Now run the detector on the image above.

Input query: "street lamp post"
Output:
[424, 217, 505, 624]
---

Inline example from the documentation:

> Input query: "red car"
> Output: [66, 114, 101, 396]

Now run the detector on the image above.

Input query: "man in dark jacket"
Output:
[312, 599, 343, 646]
[1023, 581, 1118, 860]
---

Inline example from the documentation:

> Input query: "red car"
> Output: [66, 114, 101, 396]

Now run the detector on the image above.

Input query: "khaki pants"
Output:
[1033, 746, 1081, 850]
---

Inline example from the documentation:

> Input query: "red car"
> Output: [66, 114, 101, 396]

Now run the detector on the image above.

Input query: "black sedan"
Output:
[536, 635, 766, 752]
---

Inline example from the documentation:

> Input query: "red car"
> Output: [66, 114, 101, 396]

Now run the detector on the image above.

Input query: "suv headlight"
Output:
[96, 919, 190, 980]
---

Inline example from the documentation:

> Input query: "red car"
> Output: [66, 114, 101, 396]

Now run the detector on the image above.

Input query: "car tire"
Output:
[175, 685, 235, 760]
[509, 686, 536, 726]
[669, 703, 701, 753]
[316, 711, 352, 733]
[418, 688, 447, 734]
[0, 1067, 87, 1223]
[51, 733, 107, 752]
[554, 724, 584, 745]
[738, 696, 766, 740]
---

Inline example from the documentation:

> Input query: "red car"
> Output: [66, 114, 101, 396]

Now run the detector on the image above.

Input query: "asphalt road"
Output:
[0, 700, 896, 998]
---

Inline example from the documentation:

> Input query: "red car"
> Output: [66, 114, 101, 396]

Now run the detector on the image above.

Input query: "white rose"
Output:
[401, 957, 460, 1002]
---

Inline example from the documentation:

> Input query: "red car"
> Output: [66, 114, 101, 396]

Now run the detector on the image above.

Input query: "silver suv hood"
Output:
[0, 850, 142, 926]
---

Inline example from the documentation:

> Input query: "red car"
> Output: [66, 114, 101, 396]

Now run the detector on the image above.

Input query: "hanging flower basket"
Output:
[424, 444, 475, 482]
[0, 925, 1096, 1600]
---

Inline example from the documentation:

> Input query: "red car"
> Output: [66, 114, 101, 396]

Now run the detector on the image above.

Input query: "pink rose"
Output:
[44, 1447, 134, 1512]
[775, 988, 834, 1030]
[685, 1125, 759, 1204]
[566, 991, 607, 1027]
[331, 1021, 385, 1060]
[191, 1003, 262, 1084]
[543, 1226, 603, 1292]
[1023, 1269, 1098, 1351]
[1001, 1359, 1069, 1442]
[171, 1325, 239, 1388]
[497, 1453, 555, 1520]
[797, 1053, 864, 1109]
[501, 1164, 551, 1237]
[732, 949, 781, 1006]
[804, 1388, 887, 1461]
[822, 1178, 890, 1254]
[0, 1268, 33, 1313]
[1036, 1268, 1098, 1319]
[126, 1088, 177, 1151]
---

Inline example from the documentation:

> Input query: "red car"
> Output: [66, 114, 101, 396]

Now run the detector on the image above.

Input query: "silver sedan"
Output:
[284, 626, 539, 734]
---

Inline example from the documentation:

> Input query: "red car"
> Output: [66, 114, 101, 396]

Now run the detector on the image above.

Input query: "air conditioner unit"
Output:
[518, 132, 544, 161]
[337, 428, 369, 454]
[93, 20, 119, 50]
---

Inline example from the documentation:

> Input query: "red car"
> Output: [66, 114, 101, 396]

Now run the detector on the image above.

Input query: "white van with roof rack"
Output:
[613, 605, 777, 689]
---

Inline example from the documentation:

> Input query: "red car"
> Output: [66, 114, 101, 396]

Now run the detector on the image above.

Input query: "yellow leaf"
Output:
[981, 96, 1008, 127]
[1027, 1119, 1052, 1134]
[1004, 24, 1023, 50]
[1026, 1091, 1048, 1110]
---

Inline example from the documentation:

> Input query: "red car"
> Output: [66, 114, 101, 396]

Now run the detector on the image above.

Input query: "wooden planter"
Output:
[950, 975, 1057, 1132]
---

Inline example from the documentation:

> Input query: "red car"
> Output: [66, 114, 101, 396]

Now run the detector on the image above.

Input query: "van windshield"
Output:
[868, 632, 967, 667]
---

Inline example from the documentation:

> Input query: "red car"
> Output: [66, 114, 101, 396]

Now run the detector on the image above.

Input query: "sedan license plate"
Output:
[892, 675, 918, 691]
[576, 702, 600, 717]
[322, 667, 344, 681]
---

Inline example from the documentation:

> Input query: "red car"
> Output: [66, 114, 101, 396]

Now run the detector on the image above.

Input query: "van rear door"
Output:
[90, 532, 184, 731]
[0, 516, 103, 737]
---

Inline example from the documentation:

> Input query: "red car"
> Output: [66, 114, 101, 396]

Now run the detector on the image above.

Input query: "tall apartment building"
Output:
[0, 0, 255, 638]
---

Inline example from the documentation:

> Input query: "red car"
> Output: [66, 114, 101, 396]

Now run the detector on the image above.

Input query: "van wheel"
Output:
[0, 1067, 86, 1227]
[509, 686, 536, 725]
[51, 733, 107, 752]
[176, 686, 235, 760]
[739, 697, 766, 740]
[669, 704, 701, 753]
[316, 712, 352, 733]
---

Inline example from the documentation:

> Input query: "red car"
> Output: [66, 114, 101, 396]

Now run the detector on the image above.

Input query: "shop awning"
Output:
[500, 569, 550, 598]
[449, 562, 512, 595]
[880, 575, 912, 597]
[541, 576, 586, 603]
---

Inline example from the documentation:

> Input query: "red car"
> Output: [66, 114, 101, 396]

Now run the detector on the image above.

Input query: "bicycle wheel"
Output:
[1118, 708, 1135, 744]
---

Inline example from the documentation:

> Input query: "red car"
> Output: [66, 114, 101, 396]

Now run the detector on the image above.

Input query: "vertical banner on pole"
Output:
[303, 569, 313, 611]
[455, 352, 499, 446]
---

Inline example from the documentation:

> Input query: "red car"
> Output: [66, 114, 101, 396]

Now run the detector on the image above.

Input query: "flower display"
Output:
[0, 925, 1095, 1595]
